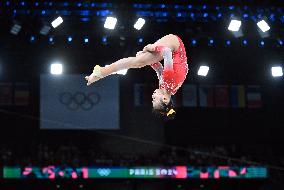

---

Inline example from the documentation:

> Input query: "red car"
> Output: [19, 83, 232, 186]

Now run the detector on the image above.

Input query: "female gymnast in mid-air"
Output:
[85, 34, 188, 119]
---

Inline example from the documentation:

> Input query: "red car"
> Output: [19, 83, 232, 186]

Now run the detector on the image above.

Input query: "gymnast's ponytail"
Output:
[152, 98, 176, 120]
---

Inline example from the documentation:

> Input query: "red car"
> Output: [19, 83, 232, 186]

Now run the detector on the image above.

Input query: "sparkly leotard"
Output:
[150, 35, 188, 95]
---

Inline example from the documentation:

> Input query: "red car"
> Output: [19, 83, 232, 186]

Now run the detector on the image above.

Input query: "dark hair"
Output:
[152, 98, 176, 120]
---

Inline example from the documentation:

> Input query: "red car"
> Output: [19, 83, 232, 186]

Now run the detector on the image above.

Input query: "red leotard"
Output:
[150, 35, 188, 95]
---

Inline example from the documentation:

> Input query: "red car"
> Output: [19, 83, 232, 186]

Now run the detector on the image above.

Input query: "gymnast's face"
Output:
[152, 89, 169, 109]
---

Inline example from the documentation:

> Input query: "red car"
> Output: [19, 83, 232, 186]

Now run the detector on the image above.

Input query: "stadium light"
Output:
[134, 18, 145, 30]
[104, 17, 117, 29]
[257, 20, 270, 32]
[50, 62, 63, 75]
[51, 16, 63, 28]
[10, 23, 21, 35]
[271, 66, 283, 77]
[84, 38, 89, 43]
[228, 19, 241, 32]
[198, 66, 209, 76]
[40, 25, 51, 35]
[116, 69, 128, 75]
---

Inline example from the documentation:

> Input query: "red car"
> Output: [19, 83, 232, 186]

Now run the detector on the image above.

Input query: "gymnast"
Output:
[85, 34, 188, 119]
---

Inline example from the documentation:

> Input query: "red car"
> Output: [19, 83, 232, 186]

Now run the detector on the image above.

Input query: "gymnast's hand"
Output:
[136, 51, 143, 57]
[85, 73, 101, 86]
[142, 44, 155, 52]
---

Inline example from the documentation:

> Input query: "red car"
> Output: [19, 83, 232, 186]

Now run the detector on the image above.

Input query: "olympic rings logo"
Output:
[97, 168, 111, 176]
[59, 92, 100, 111]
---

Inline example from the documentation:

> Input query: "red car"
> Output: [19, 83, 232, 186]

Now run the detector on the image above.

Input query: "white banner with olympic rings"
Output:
[40, 74, 119, 129]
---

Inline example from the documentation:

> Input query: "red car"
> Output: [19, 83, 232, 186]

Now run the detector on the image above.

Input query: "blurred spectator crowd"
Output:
[0, 143, 283, 168]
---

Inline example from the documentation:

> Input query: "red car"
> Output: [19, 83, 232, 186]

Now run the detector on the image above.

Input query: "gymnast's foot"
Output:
[85, 73, 101, 86]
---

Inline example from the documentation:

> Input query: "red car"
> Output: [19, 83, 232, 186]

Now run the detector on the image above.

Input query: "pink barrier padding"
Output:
[82, 167, 89, 179]
[241, 168, 247, 175]
[200, 172, 209, 179]
[42, 166, 55, 179]
[59, 171, 64, 176]
[229, 170, 237, 177]
[214, 170, 220, 178]
[22, 167, 32, 176]
[71, 172, 78, 179]
[176, 166, 187, 178]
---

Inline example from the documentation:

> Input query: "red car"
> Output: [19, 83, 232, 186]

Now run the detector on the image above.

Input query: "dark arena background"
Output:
[0, 0, 284, 189]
